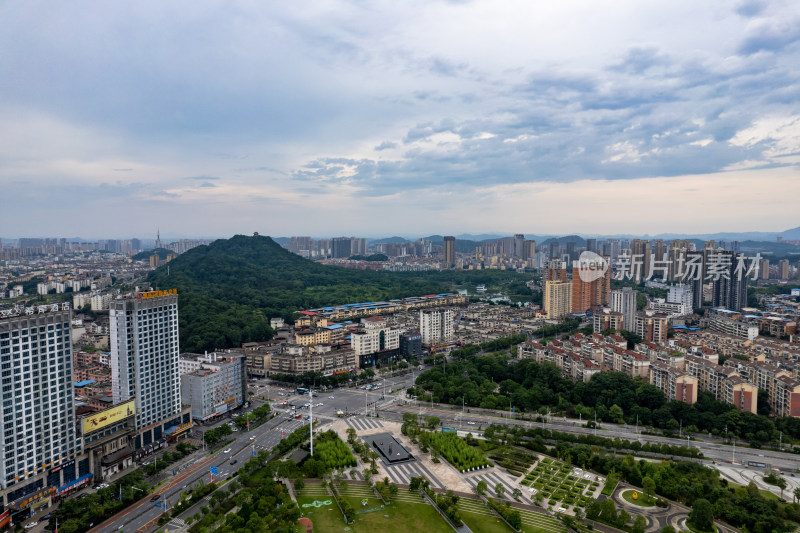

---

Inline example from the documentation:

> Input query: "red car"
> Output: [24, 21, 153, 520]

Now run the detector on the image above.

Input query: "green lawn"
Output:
[620, 489, 655, 507]
[333, 483, 453, 533]
[457, 498, 514, 533]
[296, 483, 347, 532]
[517, 506, 567, 533]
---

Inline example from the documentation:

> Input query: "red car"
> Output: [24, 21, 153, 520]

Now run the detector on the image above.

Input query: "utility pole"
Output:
[309, 389, 313, 456]
[461, 396, 465, 429]
[780, 431, 782, 451]
[635, 415, 638, 435]
[732, 437, 736, 464]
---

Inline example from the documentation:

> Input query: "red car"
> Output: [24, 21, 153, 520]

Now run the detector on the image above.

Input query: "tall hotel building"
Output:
[0, 304, 84, 515]
[110, 290, 191, 450]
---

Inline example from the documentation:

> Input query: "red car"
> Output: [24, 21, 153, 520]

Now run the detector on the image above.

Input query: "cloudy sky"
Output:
[2, 0, 800, 239]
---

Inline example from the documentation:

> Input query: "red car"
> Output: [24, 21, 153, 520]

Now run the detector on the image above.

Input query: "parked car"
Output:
[230, 460, 238, 465]
[223, 448, 232, 453]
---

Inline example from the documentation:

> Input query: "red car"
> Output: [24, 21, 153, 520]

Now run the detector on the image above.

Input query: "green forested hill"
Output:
[146, 235, 449, 352]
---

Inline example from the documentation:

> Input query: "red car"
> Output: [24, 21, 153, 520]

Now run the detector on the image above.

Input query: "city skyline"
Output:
[2, 1, 800, 237]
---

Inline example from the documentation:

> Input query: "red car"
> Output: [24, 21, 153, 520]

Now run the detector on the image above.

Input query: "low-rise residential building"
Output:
[649, 361, 698, 404]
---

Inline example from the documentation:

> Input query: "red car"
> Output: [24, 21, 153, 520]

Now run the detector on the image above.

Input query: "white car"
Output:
[249, 436, 256, 440]
[467, 421, 476, 425]
[223, 448, 232, 453]
[25, 523, 38, 530]
[329, 396, 335, 399]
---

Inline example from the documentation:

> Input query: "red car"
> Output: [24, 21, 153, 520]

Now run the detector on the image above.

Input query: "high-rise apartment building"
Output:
[443, 236, 456, 268]
[652, 239, 666, 265]
[630, 239, 651, 281]
[111, 290, 190, 449]
[682, 249, 708, 309]
[331, 237, 352, 259]
[523, 240, 536, 262]
[571, 261, 611, 312]
[513, 234, 525, 258]
[419, 308, 454, 346]
[779, 259, 790, 280]
[566, 242, 577, 261]
[350, 237, 367, 256]
[760, 259, 770, 280]
[544, 281, 572, 319]
[710, 251, 748, 311]
[0, 304, 81, 512]
[610, 287, 637, 332]
[585, 238, 597, 253]
[545, 260, 567, 282]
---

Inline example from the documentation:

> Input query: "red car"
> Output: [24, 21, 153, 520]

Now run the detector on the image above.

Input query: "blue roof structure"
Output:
[74, 380, 97, 387]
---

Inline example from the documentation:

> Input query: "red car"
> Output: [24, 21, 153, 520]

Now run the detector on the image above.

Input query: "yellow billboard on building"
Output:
[82, 400, 135, 434]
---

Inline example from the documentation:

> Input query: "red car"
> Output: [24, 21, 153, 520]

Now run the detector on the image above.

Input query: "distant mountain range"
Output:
[277, 226, 800, 246]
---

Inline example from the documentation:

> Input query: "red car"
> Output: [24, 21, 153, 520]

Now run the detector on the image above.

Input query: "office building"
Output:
[443, 236, 456, 268]
[110, 290, 191, 449]
[543, 280, 572, 319]
[81, 400, 136, 482]
[585, 238, 597, 253]
[0, 304, 82, 516]
[399, 331, 422, 358]
[180, 355, 246, 421]
[420, 308, 454, 346]
[351, 316, 400, 357]
[610, 287, 637, 333]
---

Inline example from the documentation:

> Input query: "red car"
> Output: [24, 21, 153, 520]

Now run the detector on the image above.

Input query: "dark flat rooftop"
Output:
[365, 432, 413, 464]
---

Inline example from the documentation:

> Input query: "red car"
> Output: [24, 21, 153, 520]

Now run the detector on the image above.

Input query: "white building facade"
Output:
[110, 291, 182, 436]
[420, 308, 455, 346]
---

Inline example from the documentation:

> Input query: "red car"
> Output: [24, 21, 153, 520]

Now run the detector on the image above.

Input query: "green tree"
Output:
[776, 476, 788, 500]
[495, 483, 505, 497]
[690, 498, 714, 531]
[609, 404, 625, 424]
[632, 515, 647, 533]
[661, 527, 676, 533]
[476, 480, 488, 496]
[642, 475, 656, 500]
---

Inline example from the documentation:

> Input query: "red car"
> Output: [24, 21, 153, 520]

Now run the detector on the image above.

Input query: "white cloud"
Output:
[1, 0, 799, 236]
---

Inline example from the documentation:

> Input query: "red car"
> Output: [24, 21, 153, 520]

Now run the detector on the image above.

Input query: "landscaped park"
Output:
[519, 456, 605, 512]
